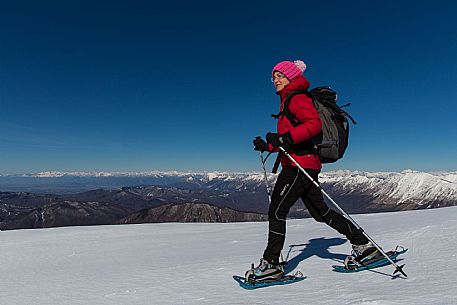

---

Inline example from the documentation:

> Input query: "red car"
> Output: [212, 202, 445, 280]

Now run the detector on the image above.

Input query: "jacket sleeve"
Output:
[287, 94, 322, 144]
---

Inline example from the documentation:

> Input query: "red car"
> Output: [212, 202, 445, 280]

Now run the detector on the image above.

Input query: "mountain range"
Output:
[0, 170, 456, 230]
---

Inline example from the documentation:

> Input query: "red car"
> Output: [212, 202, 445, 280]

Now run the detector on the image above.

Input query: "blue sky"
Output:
[1, 0, 456, 174]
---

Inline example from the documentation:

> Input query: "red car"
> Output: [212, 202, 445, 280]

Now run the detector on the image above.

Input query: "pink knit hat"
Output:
[272, 60, 307, 81]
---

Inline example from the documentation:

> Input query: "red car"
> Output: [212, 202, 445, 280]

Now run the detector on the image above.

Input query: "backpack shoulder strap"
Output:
[271, 90, 308, 127]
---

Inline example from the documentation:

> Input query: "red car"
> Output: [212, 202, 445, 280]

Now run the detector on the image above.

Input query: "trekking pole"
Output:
[259, 151, 272, 204]
[278, 147, 407, 277]
[256, 137, 272, 204]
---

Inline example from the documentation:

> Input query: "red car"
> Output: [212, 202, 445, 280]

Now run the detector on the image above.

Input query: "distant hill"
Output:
[1, 201, 132, 230]
[119, 202, 267, 224]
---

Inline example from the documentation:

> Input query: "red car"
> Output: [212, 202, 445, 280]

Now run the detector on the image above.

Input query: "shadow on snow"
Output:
[284, 237, 347, 274]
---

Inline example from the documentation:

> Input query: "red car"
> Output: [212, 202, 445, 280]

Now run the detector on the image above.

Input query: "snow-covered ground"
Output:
[1, 207, 456, 305]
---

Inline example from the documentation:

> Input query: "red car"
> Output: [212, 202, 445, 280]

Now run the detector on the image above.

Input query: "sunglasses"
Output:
[271, 72, 286, 82]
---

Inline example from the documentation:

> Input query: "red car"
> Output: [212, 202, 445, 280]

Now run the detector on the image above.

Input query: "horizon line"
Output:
[1, 169, 456, 178]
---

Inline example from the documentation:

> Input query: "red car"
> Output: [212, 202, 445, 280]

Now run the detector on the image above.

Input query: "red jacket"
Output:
[270, 75, 322, 170]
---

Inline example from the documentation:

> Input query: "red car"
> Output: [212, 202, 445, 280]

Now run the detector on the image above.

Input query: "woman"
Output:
[248, 60, 375, 282]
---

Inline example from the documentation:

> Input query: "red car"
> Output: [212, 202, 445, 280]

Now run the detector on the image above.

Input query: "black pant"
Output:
[263, 166, 368, 263]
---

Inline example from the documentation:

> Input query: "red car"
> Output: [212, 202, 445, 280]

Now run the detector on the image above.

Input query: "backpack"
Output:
[273, 86, 356, 164]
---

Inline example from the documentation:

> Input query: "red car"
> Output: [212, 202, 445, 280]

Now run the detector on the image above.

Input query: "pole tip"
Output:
[393, 264, 407, 277]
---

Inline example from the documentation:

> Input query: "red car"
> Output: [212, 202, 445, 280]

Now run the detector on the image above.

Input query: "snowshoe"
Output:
[233, 273, 305, 289]
[233, 258, 305, 289]
[333, 246, 408, 273]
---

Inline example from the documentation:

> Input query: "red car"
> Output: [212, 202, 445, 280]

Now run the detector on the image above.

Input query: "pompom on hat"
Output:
[272, 60, 307, 81]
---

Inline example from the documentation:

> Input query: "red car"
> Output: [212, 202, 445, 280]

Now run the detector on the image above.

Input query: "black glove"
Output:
[266, 132, 293, 149]
[253, 136, 269, 152]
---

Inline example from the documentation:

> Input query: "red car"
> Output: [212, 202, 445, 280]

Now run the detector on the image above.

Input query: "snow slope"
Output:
[1, 207, 456, 305]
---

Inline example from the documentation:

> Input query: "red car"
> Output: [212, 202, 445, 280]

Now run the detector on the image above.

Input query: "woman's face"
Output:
[272, 71, 290, 92]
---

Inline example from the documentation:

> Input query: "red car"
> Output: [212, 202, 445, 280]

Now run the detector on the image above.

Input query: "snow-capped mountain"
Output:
[3, 169, 457, 201]
[319, 170, 457, 210]
[1, 170, 456, 230]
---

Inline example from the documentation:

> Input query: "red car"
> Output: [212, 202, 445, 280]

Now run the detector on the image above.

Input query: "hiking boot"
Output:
[351, 242, 379, 262]
[245, 258, 284, 283]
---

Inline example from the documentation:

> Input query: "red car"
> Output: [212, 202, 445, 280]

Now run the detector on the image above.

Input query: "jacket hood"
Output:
[278, 75, 310, 99]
